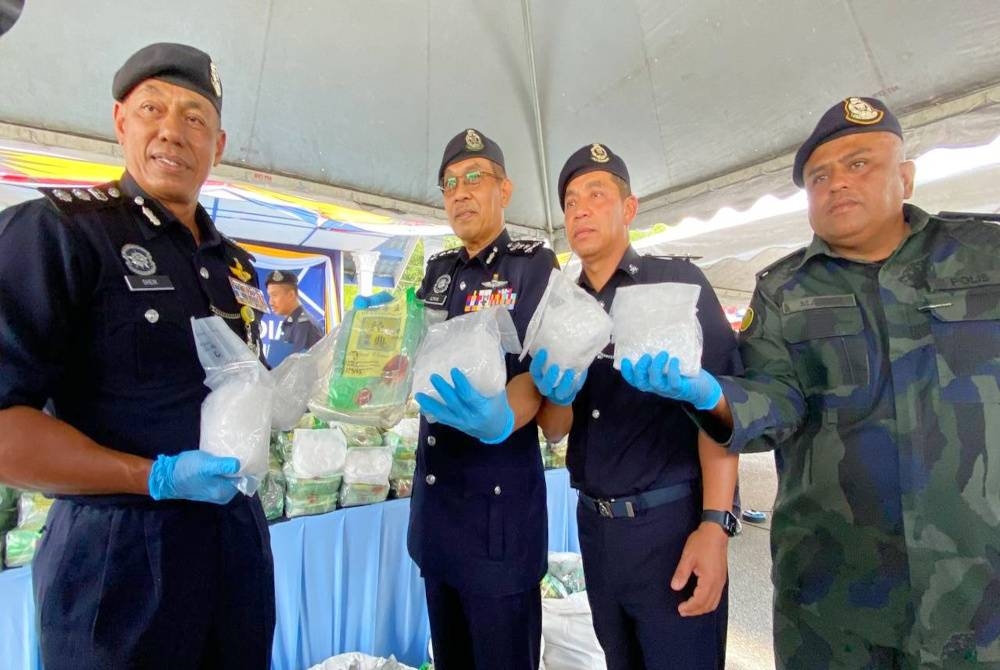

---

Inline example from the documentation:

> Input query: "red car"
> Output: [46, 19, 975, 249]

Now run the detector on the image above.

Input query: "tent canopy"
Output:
[1, 1, 999, 254]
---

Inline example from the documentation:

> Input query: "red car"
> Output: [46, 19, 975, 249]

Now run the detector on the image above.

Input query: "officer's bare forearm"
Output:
[506, 373, 542, 431]
[0, 406, 152, 495]
[536, 400, 572, 442]
[698, 428, 738, 512]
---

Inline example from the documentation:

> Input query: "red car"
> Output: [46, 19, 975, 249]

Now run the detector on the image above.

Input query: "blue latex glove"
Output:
[148, 451, 241, 504]
[414, 368, 515, 444]
[352, 292, 394, 310]
[620, 352, 722, 411]
[529, 348, 587, 406]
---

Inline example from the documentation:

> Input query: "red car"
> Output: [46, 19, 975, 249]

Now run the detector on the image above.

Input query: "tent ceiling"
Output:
[1, 1, 1000, 253]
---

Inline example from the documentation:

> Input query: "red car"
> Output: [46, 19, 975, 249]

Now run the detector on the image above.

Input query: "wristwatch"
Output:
[701, 509, 741, 537]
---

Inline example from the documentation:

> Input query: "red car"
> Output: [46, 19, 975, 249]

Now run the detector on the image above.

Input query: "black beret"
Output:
[438, 128, 505, 184]
[265, 270, 297, 288]
[557, 143, 630, 210]
[793, 97, 902, 187]
[113, 43, 223, 116]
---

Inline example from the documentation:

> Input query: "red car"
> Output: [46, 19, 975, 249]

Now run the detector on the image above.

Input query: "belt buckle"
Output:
[597, 499, 614, 518]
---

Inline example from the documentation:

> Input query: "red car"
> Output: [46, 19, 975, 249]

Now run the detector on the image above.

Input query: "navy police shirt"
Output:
[407, 229, 558, 596]
[0, 174, 262, 500]
[568, 246, 740, 499]
[278, 305, 322, 351]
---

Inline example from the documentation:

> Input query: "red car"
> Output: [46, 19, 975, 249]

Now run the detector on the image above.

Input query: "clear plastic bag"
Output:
[193, 316, 273, 495]
[308, 289, 425, 429]
[343, 446, 394, 485]
[411, 306, 521, 403]
[610, 282, 703, 376]
[521, 268, 612, 372]
[291, 427, 348, 478]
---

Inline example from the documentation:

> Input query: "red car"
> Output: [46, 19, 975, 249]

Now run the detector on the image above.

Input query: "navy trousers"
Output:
[577, 492, 728, 670]
[33, 495, 275, 670]
[424, 577, 541, 670]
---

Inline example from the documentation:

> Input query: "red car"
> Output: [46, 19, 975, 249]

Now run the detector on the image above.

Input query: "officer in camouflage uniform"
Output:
[642, 97, 1000, 668]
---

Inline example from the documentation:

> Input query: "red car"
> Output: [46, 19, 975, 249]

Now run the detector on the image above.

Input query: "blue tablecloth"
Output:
[0, 468, 579, 669]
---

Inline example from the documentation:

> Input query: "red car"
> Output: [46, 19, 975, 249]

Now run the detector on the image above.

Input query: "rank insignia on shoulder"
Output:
[506, 239, 544, 255]
[41, 184, 122, 213]
[428, 247, 461, 262]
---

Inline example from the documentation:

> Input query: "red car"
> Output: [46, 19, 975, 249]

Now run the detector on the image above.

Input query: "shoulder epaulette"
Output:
[428, 246, 461, 262]
[39, 184, 123, 215]
[647, 254, 701, 262]
[506, 239, 545, 256]
[936, 210, 1000, 224]
[756, 247, 806, 281]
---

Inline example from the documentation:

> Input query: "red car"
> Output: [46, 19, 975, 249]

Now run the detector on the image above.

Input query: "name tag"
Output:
[229, 277, 270, 312]
[124, 275, 174, 291]
[782, 294, 857, 313]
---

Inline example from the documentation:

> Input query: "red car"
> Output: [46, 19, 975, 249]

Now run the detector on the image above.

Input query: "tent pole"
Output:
[520, 0, 555, 245]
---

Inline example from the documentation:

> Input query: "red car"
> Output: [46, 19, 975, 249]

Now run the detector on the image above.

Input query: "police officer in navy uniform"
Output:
[533, 144, 740, 669]
[405, 129, 557, 670]
[265, 269, 323, 356]
[0, 43, 274, 669]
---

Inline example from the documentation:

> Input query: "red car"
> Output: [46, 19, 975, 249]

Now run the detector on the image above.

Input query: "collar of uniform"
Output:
[460, 228, 511, 268]
[578, 245, 642, 290]
[794, 204, 928, 270]
[285, 305, 304, 324]
[119, 172, 223, 248]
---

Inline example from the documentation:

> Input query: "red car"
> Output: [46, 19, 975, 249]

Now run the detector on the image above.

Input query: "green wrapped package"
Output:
[18, 491, 53, 530]
[0, 485, 17, 535]
[260, 470, 286, 521]
[4, 527, 43, 568]
[340, 482, 389, 507]
[390, 478, 412, 499]
[283, 465, 342, 518]
[338, 423, 384, 447]
[389, 444, 417, 479]
[309, 288, 425, 429]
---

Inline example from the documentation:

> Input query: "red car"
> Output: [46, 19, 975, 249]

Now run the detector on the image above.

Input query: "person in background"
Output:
[266, 269, 323, 364]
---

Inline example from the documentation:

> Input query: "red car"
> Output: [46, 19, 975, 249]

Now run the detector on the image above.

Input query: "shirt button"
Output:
[199, 267, 210, 279]
[598, 300, 606, 309]
[134, 196, 144, 206]
[427, 436, 436, 446]
[493, 486, 502, 496]
[425, 474, 436, 485]
[144, 309, 159, 324]
[459, 281, 467, 290]
[591, 409, 600, 419]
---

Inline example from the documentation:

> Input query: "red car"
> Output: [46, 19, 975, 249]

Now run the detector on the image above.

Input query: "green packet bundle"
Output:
[283, 466, 342, 518]
[308, 289, 425, 429]
[260, 470, 286, 521]
[389, 445, 417, 479]
[4, 527, 42, 568]
[18, 491, 53, 530]
[340, 482, 389, 508]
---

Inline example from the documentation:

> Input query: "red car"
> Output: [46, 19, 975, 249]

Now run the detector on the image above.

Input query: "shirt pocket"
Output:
[925, 286, 1000, 404]
[781, 303, 870, 410]
[461, 468, 528, 562]
[102, 288, 202, 388]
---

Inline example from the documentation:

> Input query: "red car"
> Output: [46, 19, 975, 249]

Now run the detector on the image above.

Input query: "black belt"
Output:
[578, 481, 694, 519]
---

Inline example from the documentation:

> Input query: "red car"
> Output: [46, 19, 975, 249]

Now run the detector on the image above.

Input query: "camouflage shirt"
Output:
[720, 205, 1000, 665]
